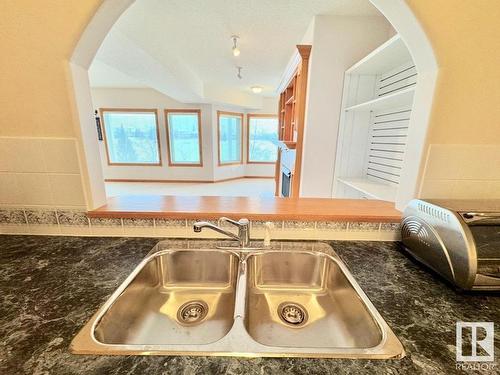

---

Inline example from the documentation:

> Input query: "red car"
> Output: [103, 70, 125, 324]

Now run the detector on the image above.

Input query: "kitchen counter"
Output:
[0, 235, 498, 374]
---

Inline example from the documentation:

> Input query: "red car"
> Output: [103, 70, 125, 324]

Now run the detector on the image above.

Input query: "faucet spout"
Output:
[193, 222, 240, 242]
[193, 218, 251, 247]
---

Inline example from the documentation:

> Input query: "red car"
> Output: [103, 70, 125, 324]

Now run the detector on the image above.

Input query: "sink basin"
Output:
[94, 250, 238, 345]
[244, 251, 382, 349]
[71, 240, 404, 358]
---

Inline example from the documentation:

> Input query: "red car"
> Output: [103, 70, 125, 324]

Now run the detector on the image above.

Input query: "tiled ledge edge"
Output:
[0, 207, 401, 241]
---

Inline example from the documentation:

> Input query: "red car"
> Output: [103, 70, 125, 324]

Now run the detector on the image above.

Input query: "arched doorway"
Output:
[70, 0, 438, 210]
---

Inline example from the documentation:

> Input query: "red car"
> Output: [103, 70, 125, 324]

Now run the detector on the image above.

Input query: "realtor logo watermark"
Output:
[456, 322, 496, 371]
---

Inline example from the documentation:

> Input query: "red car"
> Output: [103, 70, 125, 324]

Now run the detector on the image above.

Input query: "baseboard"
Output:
[104, 176, 274, 184]
[243, 176, 274, 179]
[104, 178, 213, 183]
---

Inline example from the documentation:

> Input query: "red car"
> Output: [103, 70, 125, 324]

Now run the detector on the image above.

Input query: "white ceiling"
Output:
[90, 0, 383, 106]
[89, 60, 144, 88]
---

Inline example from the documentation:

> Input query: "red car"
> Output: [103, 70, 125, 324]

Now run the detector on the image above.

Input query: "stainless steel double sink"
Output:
[70, 241, 404, 359]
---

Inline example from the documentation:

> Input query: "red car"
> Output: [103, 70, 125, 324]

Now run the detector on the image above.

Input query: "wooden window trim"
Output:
[217, 110, 244, 166]
[246, 113, 279, 165]
[100, 108, 162, 166]
[164, 109, 203, 167]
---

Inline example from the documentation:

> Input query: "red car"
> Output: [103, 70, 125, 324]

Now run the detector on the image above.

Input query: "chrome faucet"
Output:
[193, 217, 250, 247]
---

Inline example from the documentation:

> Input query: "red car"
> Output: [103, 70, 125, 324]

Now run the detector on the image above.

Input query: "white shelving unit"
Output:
[346, 35, 412, 75]
[337, 177, 398, 201]
[344, 86, 415, 112]
[332, 35, 417, 202]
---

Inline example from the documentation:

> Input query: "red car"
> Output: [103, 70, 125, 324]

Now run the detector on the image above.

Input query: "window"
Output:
[101, 109, 161, 165]
[165, 109, 203, 166]
[247, 114, 279, 163]
[217, 111, 243, 165]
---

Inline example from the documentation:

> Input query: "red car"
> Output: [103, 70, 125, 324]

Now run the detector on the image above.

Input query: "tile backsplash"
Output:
[420, 144, 500, 199]
[0, 137, 86, 207]
[0, 207, 401, 241]
[0, 135, 402, 241]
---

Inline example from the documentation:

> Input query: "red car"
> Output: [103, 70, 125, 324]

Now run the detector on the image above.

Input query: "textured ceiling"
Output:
[91, 0, 383, 99]
[89, 60, 144, 88]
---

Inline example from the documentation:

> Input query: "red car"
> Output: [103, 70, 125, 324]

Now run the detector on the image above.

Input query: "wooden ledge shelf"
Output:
[88, 196, 401, 222]
[281, 141, 297, 149]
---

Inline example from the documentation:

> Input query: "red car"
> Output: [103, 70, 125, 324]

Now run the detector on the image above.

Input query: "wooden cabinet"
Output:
[275, 45, 311, 198]
[278, 75, 296, 142]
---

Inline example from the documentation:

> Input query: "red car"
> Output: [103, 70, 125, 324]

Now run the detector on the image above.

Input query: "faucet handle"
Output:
[218, 217, 250, 247]
[219, 217, 249, 227]
[237, 218, 249, 226]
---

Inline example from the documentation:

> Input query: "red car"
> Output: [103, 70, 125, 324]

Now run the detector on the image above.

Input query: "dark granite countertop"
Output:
[0, 235, 499, 374]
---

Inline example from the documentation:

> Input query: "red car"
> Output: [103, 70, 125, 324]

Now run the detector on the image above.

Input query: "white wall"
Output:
[91, 88, 278, 181]
[91, 87, 213, 181]
[299, 16, 393, 197]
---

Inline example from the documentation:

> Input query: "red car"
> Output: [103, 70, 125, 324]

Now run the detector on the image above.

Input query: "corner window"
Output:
[247, 114, 279, 163]
[165, 109, 203, 166]
[218, 111, 243, 165]
[101, 109, 161, 165]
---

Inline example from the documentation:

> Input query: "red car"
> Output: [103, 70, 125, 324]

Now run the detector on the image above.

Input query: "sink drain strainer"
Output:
[278, 302, 308, 327]
[177, 301, 208, 325]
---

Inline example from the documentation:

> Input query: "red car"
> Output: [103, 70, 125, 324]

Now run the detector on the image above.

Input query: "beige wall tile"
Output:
[0, 224, 30, 234]
[0, 139, 9, 172]
[123, 227, 157, 237]
[0, 138, 46, 172]
[154, 226, 188, 237]
[279, 229, 318, 240]
[451, 180, 490, 199]
[315, 231, 350, 240]
[189, 231, 226, 239]
[487, 181, 500, 198]
[0, 174, 22, 204]
[336, 231, 384, 241]
[457, 145, 500, 180]
[60, 226, 92, 236]
[420, 179, 456, 199]
[423, 145, 462, 180]
[378, 231, 401, 241]
[49, 174, 85, 206]
[422, 144, 500, 201]
[90, 226, 124, 236]
[16, 174, 53, 205]
[42, 138, 80, 173]
[27, 224, 61, 235]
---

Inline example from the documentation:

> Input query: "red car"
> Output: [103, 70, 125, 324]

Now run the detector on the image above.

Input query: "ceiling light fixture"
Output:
[251, 86, 263, 94]
[237, 66, 243, 80]
[231, 35, 240, 57]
